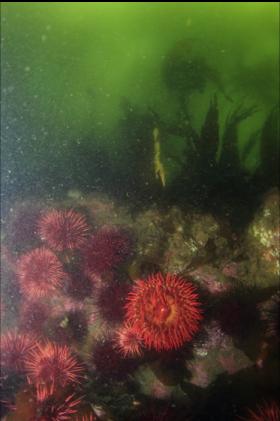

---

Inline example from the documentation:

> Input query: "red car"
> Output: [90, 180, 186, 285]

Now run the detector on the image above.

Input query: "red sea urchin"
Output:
[34, 393, 82, 421]
[19, 300, 49, 334]
[91, 338, 137, 378]
[95, 280, 130, 324]
[241, 401, 280, 421]
[115, 322, 143, 358]
[74, 415, 97, 421]
[17, 247, 65, 298]
[25, 342, 84, 395]
[0, 331, 37, 373]
[38, 209, 90, 252]
[125, 273, 202, 351]
[83, 225, 133, 276]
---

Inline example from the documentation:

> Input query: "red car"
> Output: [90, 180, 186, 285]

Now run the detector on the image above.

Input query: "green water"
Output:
[1, 2, 279, 200]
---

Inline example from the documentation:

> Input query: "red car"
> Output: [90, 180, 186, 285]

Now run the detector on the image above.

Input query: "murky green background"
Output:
[1, 2, 278, 201]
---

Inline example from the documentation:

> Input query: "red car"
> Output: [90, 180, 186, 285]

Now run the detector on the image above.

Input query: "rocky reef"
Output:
[1, 188, 279, 420]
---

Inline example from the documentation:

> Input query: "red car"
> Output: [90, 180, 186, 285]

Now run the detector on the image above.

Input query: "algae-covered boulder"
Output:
[162, 208, 232, 274]
[133, 362, 188, 402]
[129, 207, 168, 278]
[185, 321, 253, 388]
[245, 189, 279, 288]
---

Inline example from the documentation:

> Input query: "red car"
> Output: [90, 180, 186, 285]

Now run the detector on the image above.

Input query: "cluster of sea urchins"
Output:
[3, 204, 278, 419]
[0, 330, 87, 419]
[1, 207, 134, 419]
[1, 206, 205, 419]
